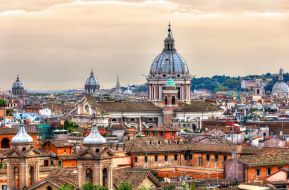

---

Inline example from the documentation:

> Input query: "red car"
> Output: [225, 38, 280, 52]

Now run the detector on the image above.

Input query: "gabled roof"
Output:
[28, 168, 79, 190]
[113, 168, 162, 190]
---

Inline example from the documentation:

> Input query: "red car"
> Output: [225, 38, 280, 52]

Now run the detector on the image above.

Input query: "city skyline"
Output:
[1, 0, 289, 90]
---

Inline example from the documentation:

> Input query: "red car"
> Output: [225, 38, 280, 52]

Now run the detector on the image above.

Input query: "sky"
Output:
[0, 0, 289, 90]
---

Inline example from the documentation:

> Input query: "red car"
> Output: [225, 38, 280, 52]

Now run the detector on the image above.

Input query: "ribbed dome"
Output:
[83, 124, 106, 145]
[150, 52, 189, 75]
[12, 124, 33, 143]
[85, 70, 99, 86]
[12, 76, 24, 89]
[272, 82, 289, 94]
[149, 24, 189, 76]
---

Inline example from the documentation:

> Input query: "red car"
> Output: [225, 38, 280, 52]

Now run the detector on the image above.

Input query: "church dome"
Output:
[123, 86, 133, 95]
[272, 82, 289, 94]
[150, 24, 189, 77]
[12, 124, 33, 143]
[83, 124, 106, 145]
[12, 76, 24, 89]
[85, 70, 99, 86]
[272, 68, 289, 98]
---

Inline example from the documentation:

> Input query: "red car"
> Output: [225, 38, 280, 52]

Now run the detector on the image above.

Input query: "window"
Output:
[206, 155, 210, 162]
[44, 160, 49, 167]
[215, 155, 219, 162]
[165, 96, 168, 105]
[1, 138, 10, 149]
[267, 168, 271, 176]
[174, 154, 178, 161]
[130, 118, 135, 122]
[145, 156, 148, 163]
[111, 118, 117, 122]
[154, 132, 158, 137]
[224, 156, 227, 162]
[134, 157, 138, 163]
[198, 157, 203, 166]
[154, 156, 158, 162]
[165, 155, 168, 161]
[46, 186, 52, 190]
[160, 132, 164, 137]
[172, 96, 176, 105]
[256, 168, 260, 176]
[95, 149, 100, 153]
[158, 141, 161, 145]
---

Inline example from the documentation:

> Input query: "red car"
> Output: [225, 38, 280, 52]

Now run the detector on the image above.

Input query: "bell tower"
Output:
[77, 124, 113, 189]
[162, 78, 179, 126]
[5, 124, 41, 190]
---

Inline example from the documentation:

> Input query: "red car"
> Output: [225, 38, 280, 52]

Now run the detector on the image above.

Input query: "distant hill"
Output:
[191, 72, 289, 92]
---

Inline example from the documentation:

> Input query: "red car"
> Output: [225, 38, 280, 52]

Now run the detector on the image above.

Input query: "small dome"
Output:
[12, 125, 33, 143]
[166, 77, 176, 87]
[123, 86, 133, 95]
[83, 124, 106, 145]
[85, 70, 99, 86]
[12, 76, 24, 89]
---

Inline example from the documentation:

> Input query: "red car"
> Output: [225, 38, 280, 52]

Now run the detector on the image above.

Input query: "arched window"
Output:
[102, 168, 108, 187]
[165, 96, 168, 105]
[29, 166, 34, 186]
[172, 96, 176, 105]
[1, 138, 10, 149]
[47, 186, 52, 190]
[85, 168, 93, 184]
[14, 166, 19, 189]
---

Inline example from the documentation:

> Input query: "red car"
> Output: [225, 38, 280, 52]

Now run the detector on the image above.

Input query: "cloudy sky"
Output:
[1, 0, 289, 90]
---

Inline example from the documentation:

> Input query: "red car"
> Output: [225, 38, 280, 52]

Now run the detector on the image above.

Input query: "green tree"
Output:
[117, 182, 132, 190]
[6, 109, 13, 116]
[82, 183, 108, 190]
[82, 183, 94, 190]
[0, 99, 6, 107]
[59, 183, 75, 190]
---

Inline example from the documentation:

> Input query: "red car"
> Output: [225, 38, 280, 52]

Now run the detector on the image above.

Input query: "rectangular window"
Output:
[174, 154, 178, 161]
[256, 168, 260, 176]
[224, 156, 227, 162]
[206, 155, 210, 162]
[134, 157, 138, 163]
[145, 156, 148, 163]
[155, 155, 158, 162]
[2, 185, 7, 190]
[198, 157, 203, 166]
[267, 168, 271, 176]
[165, 155, 168, 161]
[154, 131, 158, 136]
[215, 155, 219, 162]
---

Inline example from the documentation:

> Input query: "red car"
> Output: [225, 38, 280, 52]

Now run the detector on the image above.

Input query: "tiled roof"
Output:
[175, 101, 222, 113]
[238, 148, 289, 167]
[113, 168, 161, 190]
[125, 138, 235, 154]
[29, 168, 79, 189]
[86, 97, 162, 113]
[0, 127, 37, 135]
[143, 127, 180, 132]
[42, 140, 73, 148]
[239, 153, 289, 167]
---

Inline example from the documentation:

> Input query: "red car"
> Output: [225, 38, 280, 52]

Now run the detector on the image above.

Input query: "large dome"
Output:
[149, 24, 189, 77]
[150, 51, 189, 75]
